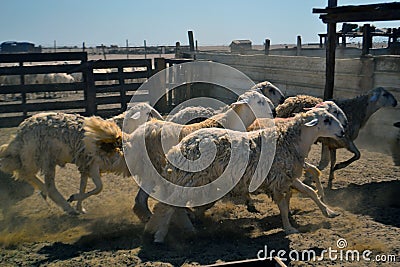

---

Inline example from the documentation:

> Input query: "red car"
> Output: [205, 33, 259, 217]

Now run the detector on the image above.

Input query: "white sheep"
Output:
[251, 80, 285, 107]
[143, 108, 345, 243]
[275, 88, 398, 188]
[0, 73, 75, 100]
[83, 91, 275, 222]
[167, 106, 216, 124]
[0, 103, 161, 215]
[111, 102, 164, 133]
[129, 91, 275, 222]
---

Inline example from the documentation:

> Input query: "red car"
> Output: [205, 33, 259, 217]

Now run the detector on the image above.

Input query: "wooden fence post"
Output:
[296, 35, 302, 56]
[324, 0, 337, 100]
[175, 42, 181, 58]
[264, 39, 270, 55]
[362, 24, 372, 55]
[154, 57, 168, 114]
[118, 66, 127, 111]
[19, 61, 27, 117]
[83, 58, 97, 116]
[188, 31, 195, 52]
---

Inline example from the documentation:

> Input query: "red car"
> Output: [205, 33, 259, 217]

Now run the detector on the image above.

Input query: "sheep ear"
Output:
[150, 109, 163, 120]
[369, 92, 379, 103]
[305, 118, 318, 127]
[130, 111, 141, 120]
[231, 99, 248, 108]
[394, 122, 400, 128]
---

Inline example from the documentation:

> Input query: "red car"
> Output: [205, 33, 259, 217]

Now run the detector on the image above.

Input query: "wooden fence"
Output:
[0, 52, 154, 127]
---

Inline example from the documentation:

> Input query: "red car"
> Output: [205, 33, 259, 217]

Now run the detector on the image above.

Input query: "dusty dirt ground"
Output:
[0, 126, 399, 266]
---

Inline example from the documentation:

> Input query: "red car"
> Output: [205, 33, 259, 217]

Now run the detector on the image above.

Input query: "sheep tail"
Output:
[0, 142, 22, 176]
[83, 116, 123, 155]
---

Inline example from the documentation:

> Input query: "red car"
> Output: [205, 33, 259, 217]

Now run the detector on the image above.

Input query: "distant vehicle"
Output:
[0, 41, 42, 53]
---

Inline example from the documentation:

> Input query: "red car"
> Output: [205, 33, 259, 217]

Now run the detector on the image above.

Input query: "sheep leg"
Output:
[327, 149, 337, 189]
[44, 168, 78, 215]
[132, 189, 152, 223]
[245, 193, 258, 213]
[67, 165, 103, 205]
[171, 208, 196, 235]
[144, 203, 175, 243]
[284, 189, 293, 215]
[22, 173, 47, 199]
[333, 140, 360, 171]
[75, 173, 88, 214]
[275, 193, 298, 234]
[191, 201, 216, 221]
[292, 178, 339, 218]
[318, 143, 331, 171]
[304, 162, 325, 201]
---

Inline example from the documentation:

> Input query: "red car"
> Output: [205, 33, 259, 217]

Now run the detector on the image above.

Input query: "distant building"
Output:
[0, 41, 41, 53]
[230, 40, 252, 53]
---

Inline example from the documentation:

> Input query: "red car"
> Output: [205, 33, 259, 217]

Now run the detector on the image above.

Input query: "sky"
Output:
[1, 0, 399, 47]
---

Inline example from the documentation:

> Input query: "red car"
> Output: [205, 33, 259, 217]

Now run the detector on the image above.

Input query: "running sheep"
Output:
[275, 87, 398, 188]
[0, 103, 162, 215]
[83, 91, 275, 222]
[251, 80, 285, 107]
[143, 108, 345, 243]
[167, 106, 216, 124]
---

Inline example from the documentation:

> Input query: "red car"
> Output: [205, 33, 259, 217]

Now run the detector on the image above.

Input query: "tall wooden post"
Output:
[19, 62, 27, 117]
[126, 39, 129, 59]
[264, 39, 270, 55]
[296, 35, 302, 56]
[188, 31, 195, 52]
[324, 0, 337, 100]
[362, 24, 371, 55]
[144, 40, 147, 59]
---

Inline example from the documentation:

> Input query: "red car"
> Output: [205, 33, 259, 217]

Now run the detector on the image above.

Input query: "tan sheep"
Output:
[0, 103, 161, 214]
[83, 91, 275, 222]
[144, 108, 344, 243]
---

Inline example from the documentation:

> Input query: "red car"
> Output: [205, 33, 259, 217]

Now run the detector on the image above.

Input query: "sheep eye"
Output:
[324, 118, 331, 124]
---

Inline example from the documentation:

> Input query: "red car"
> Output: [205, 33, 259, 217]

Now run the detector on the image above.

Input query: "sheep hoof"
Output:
[67, 209, 80, 216]
[67, 194, 77, 202]
[285, 227, 299, 235]
[325, 208, 340, 218]
[246, 204, 259, 213]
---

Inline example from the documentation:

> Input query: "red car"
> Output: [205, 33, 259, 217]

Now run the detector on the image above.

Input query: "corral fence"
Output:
[153, 58, 244, 114]
[0, 52, 193, 127]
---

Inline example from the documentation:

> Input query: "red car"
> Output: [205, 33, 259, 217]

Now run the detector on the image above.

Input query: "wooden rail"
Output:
[0, 52, 153, 127]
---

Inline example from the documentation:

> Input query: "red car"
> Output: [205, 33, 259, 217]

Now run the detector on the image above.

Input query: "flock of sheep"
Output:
[0, 80, 398, 244]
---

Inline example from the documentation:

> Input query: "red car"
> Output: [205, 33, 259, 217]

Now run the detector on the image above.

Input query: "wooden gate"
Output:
[0, 52, 153, 127]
